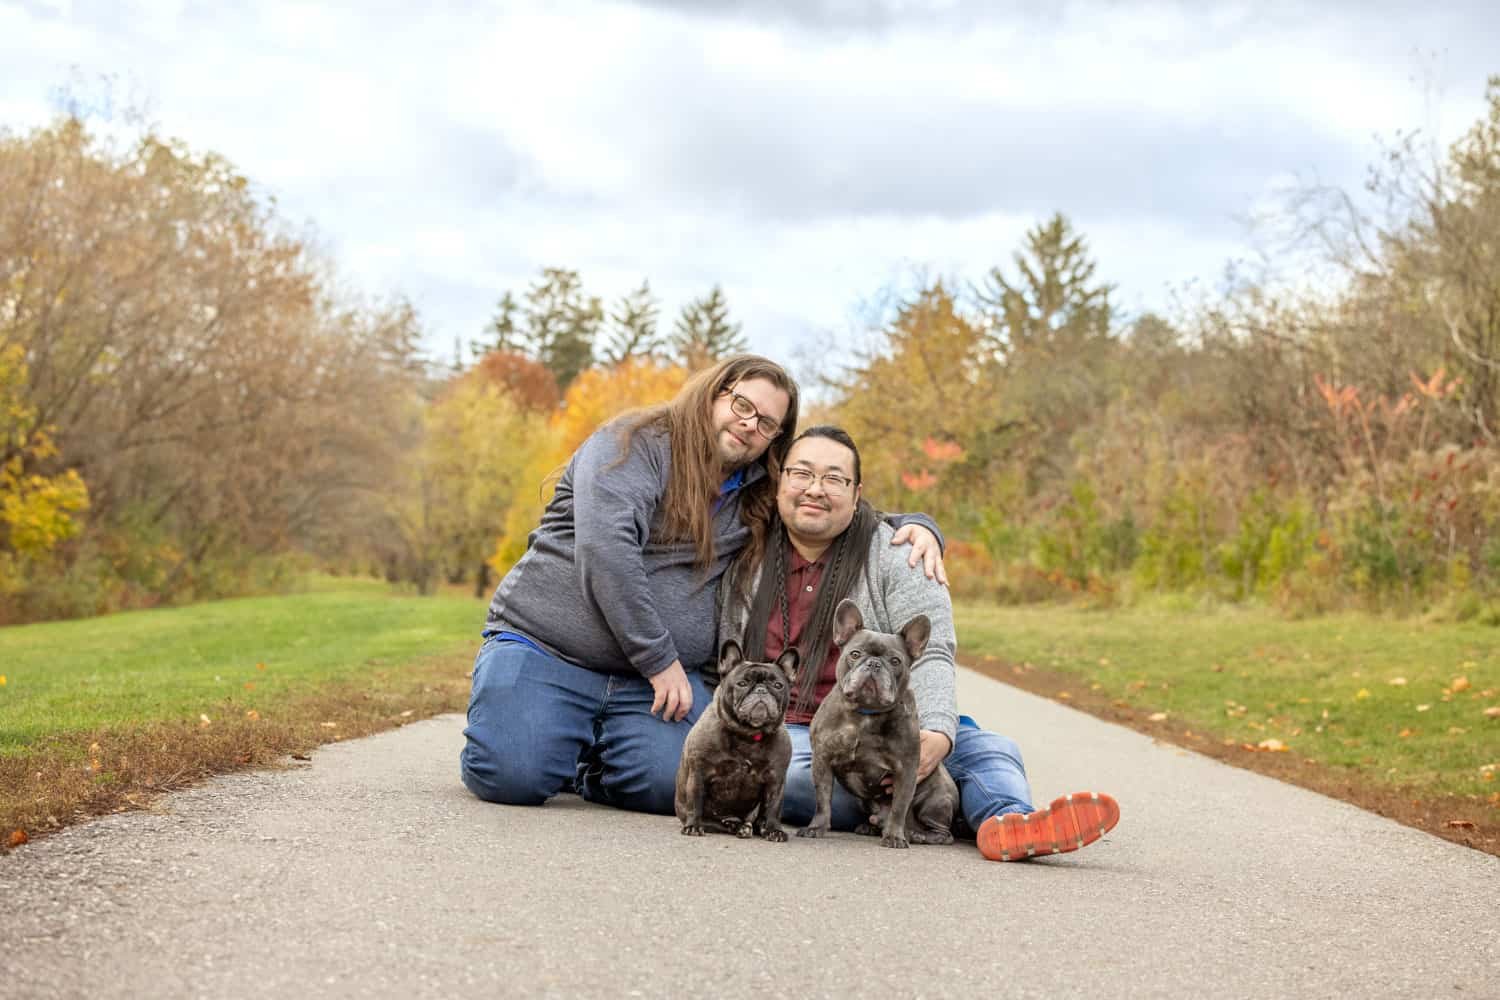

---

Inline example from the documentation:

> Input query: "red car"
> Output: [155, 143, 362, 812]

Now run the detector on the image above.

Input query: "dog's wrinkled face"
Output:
[718, 641, 798, 729]
[831, 599, 930, 711]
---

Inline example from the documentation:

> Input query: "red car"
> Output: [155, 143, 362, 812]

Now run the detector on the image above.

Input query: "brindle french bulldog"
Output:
[674, 640, 799, 841]
[796, 599, 959, 849]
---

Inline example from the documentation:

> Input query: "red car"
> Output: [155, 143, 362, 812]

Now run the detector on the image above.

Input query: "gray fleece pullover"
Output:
[486, 423, 941, 679]
[717, 521, 960, 747]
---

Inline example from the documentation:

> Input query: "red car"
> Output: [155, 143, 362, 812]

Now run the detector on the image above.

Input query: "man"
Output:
[719, 425, 1120, 861]
[460, 356, 943, 816]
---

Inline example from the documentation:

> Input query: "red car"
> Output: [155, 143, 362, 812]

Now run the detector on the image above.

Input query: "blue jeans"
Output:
[780, 715, 1034, 832]
[459, 635, 710, 815]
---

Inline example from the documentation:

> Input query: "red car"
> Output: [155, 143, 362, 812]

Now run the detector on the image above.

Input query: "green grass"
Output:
[0, 575, 486, 754]
[954, 601, 1499, 797]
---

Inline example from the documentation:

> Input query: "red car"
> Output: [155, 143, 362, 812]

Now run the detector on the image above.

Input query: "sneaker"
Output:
[976, 792, 1120, 862]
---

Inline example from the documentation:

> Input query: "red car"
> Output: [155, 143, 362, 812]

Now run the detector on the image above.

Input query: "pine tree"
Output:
[671, 285, 746, 370]
[976, 213, 1113, 363]
[599, 280, 663, 366]
[476, 291, 523, 359]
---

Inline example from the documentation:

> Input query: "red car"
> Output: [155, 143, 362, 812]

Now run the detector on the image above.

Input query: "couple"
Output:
[460, 354, 1119, 861]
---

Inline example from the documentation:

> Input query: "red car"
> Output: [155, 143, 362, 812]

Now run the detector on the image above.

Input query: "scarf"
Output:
[742, 501, 880, 714]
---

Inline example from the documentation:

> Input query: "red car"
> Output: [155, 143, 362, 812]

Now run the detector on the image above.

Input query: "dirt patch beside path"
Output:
[961, 654, 1500, 859]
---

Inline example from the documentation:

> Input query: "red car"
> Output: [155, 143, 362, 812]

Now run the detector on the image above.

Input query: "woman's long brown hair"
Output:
[615, 355, 800, 572]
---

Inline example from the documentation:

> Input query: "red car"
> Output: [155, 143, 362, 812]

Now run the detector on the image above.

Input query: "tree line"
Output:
[3, 78, 1498, 624]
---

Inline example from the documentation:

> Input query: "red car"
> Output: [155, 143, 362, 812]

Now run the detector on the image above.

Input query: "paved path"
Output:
[4, 668, 1497, 999]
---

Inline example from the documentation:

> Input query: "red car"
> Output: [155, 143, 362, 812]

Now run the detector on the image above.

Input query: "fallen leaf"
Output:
[1416, 704, 1431, 712]
[0, 675, 6, 686]
[1485, 707, 1500, 719]
[1452, 676, 1471, 693]
[88, 742, 101, 754]
[244, 682, 255, 692]
[291, 753, 311, 761]
[257, 662, 267, 671]
[1388, 677, 1408, 686]
[1448, 727, 1468, 735]
[1148, 712, 1168, 722]
[8, 829, 26, 848]
[199, 714, 212, 727]
[399, 710, 414, 718]
[245, 710, 260, 721]
[1097, 658, 1110, 666]
[1355, 689, 1371, 700]
[1445, 819, 1476, 830]
[1398, 728, 1415, 738]
[1057, 691, 1072, 700]
[1257, 739, 1290, 752]
[320, 721, 338, 728]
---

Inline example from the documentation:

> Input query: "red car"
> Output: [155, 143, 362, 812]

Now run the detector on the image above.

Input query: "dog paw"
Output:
[734, 822, 754, 839]
[681, 823, 705, 837]
[853, 823, 880, 837]
[796, 826, 828, 839]
[764, 828, 788, 843]
[880, 835, 910, 849]
[909, 830, 955, 845]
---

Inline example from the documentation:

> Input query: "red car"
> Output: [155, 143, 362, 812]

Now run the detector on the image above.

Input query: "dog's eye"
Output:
[772, 680, 784, 690]
[848, 651, 861, 660]
[736, 679, 750, 687]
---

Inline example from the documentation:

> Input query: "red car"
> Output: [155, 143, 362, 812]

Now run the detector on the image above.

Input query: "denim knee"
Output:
[460, 739, 556, 806]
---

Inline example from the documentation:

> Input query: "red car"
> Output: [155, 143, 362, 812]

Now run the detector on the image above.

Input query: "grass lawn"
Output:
[954, 600, 1499, 801]
[0, 576, 486, 844]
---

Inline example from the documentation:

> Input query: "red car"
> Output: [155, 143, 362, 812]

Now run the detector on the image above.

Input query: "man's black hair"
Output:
[789, 425, 861, 484]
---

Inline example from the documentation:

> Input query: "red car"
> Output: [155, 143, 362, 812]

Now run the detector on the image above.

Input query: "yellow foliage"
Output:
[0, 345, 90, 564]
[552, 359, 689, 457]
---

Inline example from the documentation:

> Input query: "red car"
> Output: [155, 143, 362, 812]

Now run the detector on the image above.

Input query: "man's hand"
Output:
[890, 524, 949, 587]
[876, 730, 954, 820]
[916, 729, 952, 781]
[648, 659, 693, 722]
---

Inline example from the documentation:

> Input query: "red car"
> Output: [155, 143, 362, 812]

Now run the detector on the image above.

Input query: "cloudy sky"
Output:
[3, 0, 1497, 378]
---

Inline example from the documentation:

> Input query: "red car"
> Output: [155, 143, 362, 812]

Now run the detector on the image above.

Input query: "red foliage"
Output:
[471, 351, 560, 412]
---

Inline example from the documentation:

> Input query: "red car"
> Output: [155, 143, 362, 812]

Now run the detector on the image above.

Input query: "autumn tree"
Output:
[672, 285, 746, 370]
[830, 283, 1002, 524]
[0, 115, 424, 617]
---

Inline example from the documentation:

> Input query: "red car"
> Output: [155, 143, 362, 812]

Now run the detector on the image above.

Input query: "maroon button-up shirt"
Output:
[762, 547, 842, 725]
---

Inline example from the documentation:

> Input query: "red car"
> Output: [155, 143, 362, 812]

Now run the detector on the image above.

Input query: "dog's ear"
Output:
[833, 599, 864, 646]
[898, 615, 930, 663]
[774, 646, 799, 682]
[719, 639, 744, 676]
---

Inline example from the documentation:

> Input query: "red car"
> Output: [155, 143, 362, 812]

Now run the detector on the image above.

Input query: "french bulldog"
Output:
[796, 599, 959, 848]
[674, 640, 799, 841]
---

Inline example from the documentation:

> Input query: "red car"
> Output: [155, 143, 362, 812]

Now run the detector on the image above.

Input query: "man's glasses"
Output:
[783, 466, 855, 497]
[725, 389, 782, 439]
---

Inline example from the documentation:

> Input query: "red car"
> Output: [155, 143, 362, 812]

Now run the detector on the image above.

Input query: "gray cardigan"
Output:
[717, 521, 960, 746]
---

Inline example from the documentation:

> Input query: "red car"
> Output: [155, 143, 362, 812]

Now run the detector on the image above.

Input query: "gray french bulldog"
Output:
[796, 599, 959, 848]
[674, 640, 799, 841]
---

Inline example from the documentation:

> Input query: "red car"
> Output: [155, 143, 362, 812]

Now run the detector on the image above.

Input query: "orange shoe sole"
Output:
[976, 792, 1120, 862]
